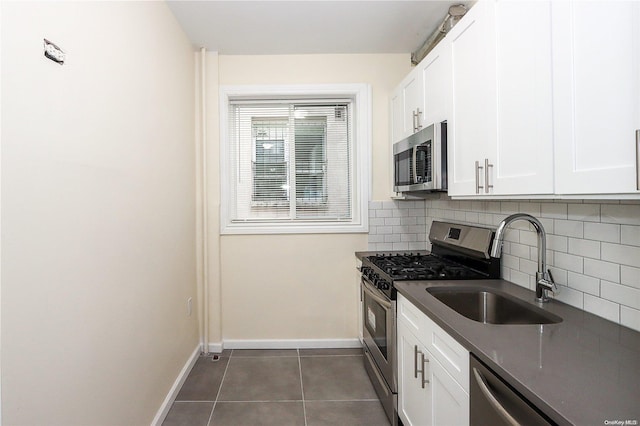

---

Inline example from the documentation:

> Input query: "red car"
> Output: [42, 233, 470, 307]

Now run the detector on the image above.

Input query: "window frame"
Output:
[220, 84, 371, 235]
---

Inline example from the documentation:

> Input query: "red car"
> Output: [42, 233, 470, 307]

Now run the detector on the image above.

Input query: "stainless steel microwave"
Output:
[393, 122, 447, 193]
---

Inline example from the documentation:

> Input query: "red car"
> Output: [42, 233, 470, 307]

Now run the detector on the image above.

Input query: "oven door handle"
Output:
[362, 279, 392, 310]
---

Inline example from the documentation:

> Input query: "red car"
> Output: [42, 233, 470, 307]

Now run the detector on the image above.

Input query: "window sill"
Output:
[221, 221, 368, 235]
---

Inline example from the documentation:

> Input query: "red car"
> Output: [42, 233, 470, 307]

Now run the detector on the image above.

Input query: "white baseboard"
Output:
[151, 344, 201, 426]
[219, 338, 362, 350]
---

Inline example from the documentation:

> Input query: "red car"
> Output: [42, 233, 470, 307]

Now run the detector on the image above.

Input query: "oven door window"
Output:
[363, 290, 388, 359]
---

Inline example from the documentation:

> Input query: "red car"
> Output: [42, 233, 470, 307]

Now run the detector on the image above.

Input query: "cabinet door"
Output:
[419, 38, 452, 127]
[492, 0, 554, 195]
[429, 354, 470, 426]
[397, 321, 431, 426]
[390, 88, 404, 145]
[403, 70, 424, 137]
[390, 69, 424, 144]
[448, 0, 497, 196]
[553, 1, 640, 194]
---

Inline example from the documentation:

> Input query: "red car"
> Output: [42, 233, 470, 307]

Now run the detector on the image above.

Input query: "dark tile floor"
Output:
[162, 348, 390, 426]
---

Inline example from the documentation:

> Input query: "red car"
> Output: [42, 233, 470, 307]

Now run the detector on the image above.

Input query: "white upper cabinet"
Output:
[418, 37, 452, 127]
[552, 1, 640, 195]
[448, 0, 554, 197]
[447, 0, 497, 196]
[390, 68, 424, 144]
[493, 0, 554, 195]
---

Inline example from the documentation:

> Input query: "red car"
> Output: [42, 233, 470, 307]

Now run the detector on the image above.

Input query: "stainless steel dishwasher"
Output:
[470, 354, 555, 426]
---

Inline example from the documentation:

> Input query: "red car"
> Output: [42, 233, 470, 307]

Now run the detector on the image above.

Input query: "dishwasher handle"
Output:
[472, 367, 520, 426]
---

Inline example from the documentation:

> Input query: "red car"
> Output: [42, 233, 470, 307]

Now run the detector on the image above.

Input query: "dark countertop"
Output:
[395, 279, 640, 426]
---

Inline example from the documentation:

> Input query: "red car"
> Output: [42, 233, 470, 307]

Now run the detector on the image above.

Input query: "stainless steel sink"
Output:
[426, 287, 562, 325]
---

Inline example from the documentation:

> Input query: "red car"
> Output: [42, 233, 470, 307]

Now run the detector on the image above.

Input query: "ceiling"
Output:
[166, 1, 470, 55]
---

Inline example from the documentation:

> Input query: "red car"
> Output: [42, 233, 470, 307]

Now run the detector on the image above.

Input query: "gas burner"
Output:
[367, 253, 487, 281]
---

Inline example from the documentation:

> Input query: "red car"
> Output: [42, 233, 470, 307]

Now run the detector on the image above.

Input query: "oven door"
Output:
[361, 277, 396, 392]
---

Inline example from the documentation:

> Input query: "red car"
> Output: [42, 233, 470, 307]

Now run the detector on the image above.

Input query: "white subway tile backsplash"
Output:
[554, 219, 584, 238]
[509, 269, 532, 289]
[583, 222, 620, 243]
[549, 267, 568, 286]
[601, 280, 640, 310]
[367, 196, 640, 332]
[621, 266, 640, 289]
[519, 230, 538, 247]
[369, 218, 385, 226]
[567, 272, 600, 296]
[601, 243, 640, 267]
[540, 202, 567, 219]
[568, 203, 601, 222]
[584, 294, 620, 323]
[367, 200, 427, 252]
[601, 204, 640, 226]
[519, 258, 538, 276]
[384, 217, 401, 226]
[554, 252, 584, 273]
[509, 242, 531, 259]
[620, 225, 640, 247]
[392, 242, 410, 250]
[553, 285, 584, 309]
[583, 258, 620, 283]
[547, 235, 568, 252]
[568, 238, 600, 259]
[621, 306, 640, 331]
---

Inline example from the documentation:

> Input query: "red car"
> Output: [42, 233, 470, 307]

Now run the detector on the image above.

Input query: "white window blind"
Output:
[228, 102, 353, 223]
[220, 84, 370, 234]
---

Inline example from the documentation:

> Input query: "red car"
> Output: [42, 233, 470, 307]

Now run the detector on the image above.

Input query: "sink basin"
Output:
[426, 287, 562, 325]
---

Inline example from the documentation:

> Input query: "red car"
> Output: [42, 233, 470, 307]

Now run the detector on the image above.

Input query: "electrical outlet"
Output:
[187, 297, 193, 317]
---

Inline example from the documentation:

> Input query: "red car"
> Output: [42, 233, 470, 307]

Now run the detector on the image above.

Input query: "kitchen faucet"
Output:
[490, 213, 556, 303]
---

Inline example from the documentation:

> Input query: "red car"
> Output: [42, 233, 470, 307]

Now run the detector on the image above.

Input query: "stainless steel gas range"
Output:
[360, 221, 501, 426]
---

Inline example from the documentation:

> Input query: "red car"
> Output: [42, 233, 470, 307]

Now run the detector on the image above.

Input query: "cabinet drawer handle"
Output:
[415, 108, 422, 131]
[420, 352, 430, 388]
[414, 345, 422, 379]
[475, 160, 483, 194]
[484, 158, 494, 194]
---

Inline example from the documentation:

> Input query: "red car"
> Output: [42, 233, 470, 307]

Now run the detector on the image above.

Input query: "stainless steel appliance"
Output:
[393, 121, 447, 193]
[470, 354, 554, 426]
[360, 221, 500, 425]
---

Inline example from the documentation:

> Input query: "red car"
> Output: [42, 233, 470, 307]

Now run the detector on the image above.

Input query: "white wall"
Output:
[210, 54, 409, 344]
[1, 2, 198, 424]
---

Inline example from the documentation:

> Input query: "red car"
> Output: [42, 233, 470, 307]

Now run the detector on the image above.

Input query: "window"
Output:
[220, 84, 370, 234]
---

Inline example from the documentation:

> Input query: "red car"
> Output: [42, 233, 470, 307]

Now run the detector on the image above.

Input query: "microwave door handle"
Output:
[412, 146, 418, 184]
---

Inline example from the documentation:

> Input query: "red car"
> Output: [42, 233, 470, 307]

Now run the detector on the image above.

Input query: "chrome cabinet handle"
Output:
[475, 160, 483, 194]
[415, 108, 422, 131]
[484, 158, 494, 194]
[412, 110, 417, 133]
[414, 345, 423, 379]
[472, 368, 520, 426]
[420, 352, 430, 388]
[636, 129, 640, 191]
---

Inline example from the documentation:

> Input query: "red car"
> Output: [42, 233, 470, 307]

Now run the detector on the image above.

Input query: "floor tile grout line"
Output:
[206, 351, 233, 426]
[297, 348, 308, 426]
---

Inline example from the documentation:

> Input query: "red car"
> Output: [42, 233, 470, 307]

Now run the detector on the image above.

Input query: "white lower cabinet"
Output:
[397, 295, 469, 426]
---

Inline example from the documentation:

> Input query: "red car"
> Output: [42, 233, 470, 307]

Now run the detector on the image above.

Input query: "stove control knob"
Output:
[380, 280, 390, 291]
